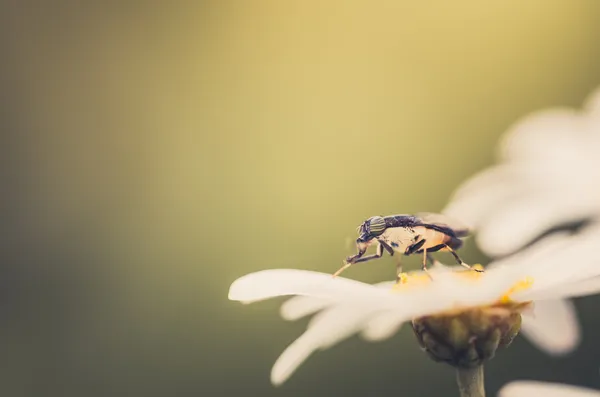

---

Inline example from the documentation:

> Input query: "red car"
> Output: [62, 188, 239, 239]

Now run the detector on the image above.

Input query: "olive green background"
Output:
[2, 2, 600, 396]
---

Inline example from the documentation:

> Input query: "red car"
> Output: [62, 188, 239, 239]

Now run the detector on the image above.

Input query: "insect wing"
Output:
[414, 212, 471, 237]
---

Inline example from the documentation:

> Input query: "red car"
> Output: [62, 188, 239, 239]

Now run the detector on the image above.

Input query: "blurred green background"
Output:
[3, 1, 600, 396]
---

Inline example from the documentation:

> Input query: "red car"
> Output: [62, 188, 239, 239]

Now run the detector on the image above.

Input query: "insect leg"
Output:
[376, 241, 404, 283]
[426, 253, 437, 267]
[444, 244, 484, 272]
[421, 248, 429, 271]
[421, 248, 433, 279]
[351, 243, 384, 264]
[405, 239, 425, 256]
[333, 244, 383, 278]
[395, 257, 403, 283]
[380, 241, 395, 256]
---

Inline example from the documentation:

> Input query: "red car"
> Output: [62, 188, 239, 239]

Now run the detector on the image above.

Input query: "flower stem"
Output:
[456, 366, 485, 397]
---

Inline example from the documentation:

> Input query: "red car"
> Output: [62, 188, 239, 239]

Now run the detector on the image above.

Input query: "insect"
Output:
[333, 213, 483, 281]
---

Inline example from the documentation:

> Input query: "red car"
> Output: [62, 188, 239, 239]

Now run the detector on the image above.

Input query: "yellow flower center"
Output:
[392, 264, 534, 306]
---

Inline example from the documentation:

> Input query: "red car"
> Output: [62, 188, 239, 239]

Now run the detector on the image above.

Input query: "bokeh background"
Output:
[3, 2, 600, 396]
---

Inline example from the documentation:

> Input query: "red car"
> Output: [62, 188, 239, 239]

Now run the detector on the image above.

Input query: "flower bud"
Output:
[411, 303, 527, 368]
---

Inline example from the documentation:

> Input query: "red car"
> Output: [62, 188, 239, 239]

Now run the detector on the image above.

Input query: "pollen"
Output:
[499, 277, 534, 304]
[392, 272, 431, 291]
[453, 264, 485, 282]
[399, 273, 409, 284]
[471, 264, 484, 272]
[392, 263, 487, 292]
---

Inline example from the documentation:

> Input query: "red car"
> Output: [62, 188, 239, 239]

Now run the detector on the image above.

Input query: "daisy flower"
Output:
[443, 87, 600, 258]
[499, 381, 600, 397]
[440, 87, 600, 360]
[228, 222, 600, 392]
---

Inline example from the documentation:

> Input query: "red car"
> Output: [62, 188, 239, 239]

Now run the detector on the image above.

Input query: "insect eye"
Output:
[355, 222, 370, 241]
[367, 216, 386, 237]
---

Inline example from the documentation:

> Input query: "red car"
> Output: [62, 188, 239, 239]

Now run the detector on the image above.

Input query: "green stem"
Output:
[456, 366, 485, 397]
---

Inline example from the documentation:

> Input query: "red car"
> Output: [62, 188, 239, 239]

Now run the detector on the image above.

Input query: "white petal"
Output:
[511, 225, 600, 302]
[531, 276, 600, 301]
[499, 381, 600, 397]
[487, 232, 587, 299]
[475, 194, 593, 257]
[444, 165, 528, 228]
[583, 86, 600, 127]
[360, 311, 404, 341]
[270, 333, 315, 386]
[272, 281, 402, 385]
[498, 109, 583, 162]
[520, 299, 580, 356]
[280, 295, 332, 321]
[270, 305, 384, 386]
[443, 188, 523, 232]
[360, 283, 405, 342]
[515, 226, 600, 299]
[448, 164, 521, 202]
[281, 281, 402, 362]
[485, 231, 572, 271]
[228, 269, 391, 304]
[279, 281, 396, 321]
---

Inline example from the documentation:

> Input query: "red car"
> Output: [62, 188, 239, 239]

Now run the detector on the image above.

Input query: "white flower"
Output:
[443, 87, 600, 258]
[440, 87, 600, 361]
[229, 223, 600, 385]
[499, 381, 600, 397]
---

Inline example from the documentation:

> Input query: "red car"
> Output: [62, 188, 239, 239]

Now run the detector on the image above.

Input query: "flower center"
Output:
[405, 264, 534, 369]
[392, 264, 534, 305]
